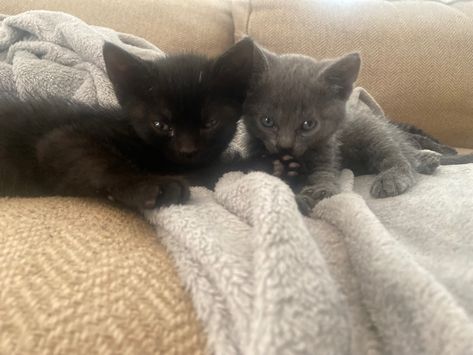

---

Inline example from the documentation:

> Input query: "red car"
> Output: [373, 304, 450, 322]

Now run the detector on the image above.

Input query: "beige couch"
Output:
[1, 0, 473, 353]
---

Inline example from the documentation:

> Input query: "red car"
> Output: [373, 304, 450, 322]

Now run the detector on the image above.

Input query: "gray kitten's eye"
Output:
[301, 120, 317, 131]
[261, 116, 274, 128]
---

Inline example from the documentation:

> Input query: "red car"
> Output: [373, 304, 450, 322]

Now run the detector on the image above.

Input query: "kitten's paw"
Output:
[273, 155, 303, 178]
[113, 177, 190, 210]
[295, 194, 315, 215]
[370, 168, 415, 198]
[296, 185, 339, 215]
[156, 178, 190, 207]
[415, 150, 440, 175]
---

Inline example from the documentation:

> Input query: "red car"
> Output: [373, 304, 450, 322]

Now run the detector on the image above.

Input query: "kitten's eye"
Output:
[152, 120, 171, 133]
[301, 120, 317, 131]
[261, 116, 274, 128]
[204, 118, 218, 129]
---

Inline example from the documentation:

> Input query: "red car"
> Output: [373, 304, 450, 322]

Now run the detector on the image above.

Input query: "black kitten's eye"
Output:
[261, 116, 274, 128]
[204, 118, 218, 129]
[301, 120, 317, 131]
[152, 120, 171, 134]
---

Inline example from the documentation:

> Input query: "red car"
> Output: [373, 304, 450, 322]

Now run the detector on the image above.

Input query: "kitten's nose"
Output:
[177, 140, 198, 157]
[277, 136, 294, 153]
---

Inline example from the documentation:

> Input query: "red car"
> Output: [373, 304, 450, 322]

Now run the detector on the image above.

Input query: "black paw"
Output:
[111, 176, 190, 210]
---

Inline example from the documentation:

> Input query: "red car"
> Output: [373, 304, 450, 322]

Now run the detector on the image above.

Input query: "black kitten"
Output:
[0, 40, 255, 210]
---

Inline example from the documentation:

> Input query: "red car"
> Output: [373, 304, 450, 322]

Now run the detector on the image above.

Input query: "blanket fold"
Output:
[0, 11, 162, 106]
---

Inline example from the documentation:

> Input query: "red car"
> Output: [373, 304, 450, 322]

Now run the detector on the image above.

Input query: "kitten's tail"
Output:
[440, 153, 473, 165]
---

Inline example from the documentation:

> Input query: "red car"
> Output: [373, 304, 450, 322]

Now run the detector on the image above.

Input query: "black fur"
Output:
[393, 122, 458, 156]
[0, 40, 256, 210]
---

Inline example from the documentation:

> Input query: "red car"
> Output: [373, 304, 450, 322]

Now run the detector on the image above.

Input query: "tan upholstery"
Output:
[0, 197, 206, 355]
[232, 0, 473, 149]
[2, 0, 234, 57]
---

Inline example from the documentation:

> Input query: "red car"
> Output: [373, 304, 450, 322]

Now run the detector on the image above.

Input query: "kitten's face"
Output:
[243, 52, 360, 158]
[103, 40, 256, 166]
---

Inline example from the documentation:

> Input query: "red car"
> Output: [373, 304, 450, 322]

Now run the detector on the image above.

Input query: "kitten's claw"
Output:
[370, 168, 415, 198]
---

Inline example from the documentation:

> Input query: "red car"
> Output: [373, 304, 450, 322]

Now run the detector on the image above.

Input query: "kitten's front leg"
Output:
[296, 145, 341, 215]
[37, 129, 189, 210]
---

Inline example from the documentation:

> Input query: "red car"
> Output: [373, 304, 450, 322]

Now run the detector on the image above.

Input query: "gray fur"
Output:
[241, 41, 441, 214]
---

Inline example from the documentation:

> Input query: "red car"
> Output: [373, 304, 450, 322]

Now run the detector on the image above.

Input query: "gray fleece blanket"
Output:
[2, 10, 473, 355]
[0, 10, 162, 106]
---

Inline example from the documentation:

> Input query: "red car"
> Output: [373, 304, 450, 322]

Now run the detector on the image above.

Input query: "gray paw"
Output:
[295, 194, 315, 215]
[370, 168, 415, 198]
[416, 151, 440, 175]
[296, 184, 339, 215]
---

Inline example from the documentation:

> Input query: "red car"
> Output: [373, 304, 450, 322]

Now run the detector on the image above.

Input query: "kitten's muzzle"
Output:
[176, 138, 199, 158]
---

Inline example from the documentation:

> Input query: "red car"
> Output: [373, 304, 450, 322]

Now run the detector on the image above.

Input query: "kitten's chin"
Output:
[169, 151, 215, 167]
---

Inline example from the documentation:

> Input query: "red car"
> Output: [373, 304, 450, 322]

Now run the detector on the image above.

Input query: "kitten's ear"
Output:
[318, 52, 361, 99]
[103, 42, 151, 105]
[211, 37, 267, 101]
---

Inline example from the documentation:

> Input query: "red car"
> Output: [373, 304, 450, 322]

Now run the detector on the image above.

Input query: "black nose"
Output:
[180, 149, 198, 158]
[178, 145, 198, 158]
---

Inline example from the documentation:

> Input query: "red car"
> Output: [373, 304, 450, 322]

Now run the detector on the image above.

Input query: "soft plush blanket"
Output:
[146, 164, 473, 355]
[1, 10, 472, 355]
[0, 10, 162, 106]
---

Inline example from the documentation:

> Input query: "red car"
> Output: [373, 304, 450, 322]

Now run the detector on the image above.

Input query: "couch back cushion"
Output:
[232, 0, 473, 148]
[3, 0, 234, 57]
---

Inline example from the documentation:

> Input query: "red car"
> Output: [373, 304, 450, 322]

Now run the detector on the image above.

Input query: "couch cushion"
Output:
[232, 0, 473, 148]
[0, 197, 206, 355]
[2, 0, 233, 57]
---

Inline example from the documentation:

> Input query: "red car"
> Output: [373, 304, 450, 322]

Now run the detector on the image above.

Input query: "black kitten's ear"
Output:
[103, 42, 151, 105]
[211, 37, 267, 101]
[318, 52, 361, 99]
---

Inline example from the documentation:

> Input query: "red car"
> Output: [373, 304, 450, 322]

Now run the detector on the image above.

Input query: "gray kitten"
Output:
[239, 40, 471, 214]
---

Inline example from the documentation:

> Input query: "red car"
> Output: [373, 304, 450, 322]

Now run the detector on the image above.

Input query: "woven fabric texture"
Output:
[232, 0, 473, 148]
[0, 197, 206, 355]
[1, 0, 234, 57]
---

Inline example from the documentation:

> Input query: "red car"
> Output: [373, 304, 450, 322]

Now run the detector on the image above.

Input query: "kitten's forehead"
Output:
[257, 55, 328, 108]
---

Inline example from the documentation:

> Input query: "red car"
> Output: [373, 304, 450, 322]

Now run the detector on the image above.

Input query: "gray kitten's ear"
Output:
[318, 52, 361, 99]
[103, 42, 151, 105]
